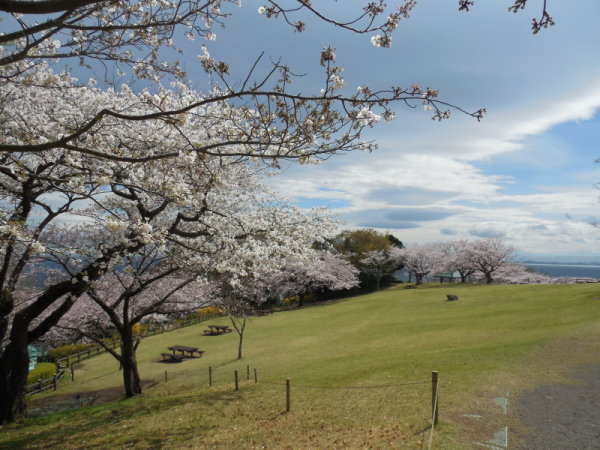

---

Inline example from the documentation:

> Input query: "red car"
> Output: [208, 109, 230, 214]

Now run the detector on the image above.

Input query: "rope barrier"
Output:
[428, 387, 439, 450]
[259, 379, 431, 389]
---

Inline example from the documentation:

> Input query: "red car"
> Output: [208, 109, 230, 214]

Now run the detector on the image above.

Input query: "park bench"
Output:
[161, 352, 185, 362]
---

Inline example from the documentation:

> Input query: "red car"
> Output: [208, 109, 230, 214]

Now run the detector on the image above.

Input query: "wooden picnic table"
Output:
[167, 345, 204, 357]
[204, 325, 232, 335]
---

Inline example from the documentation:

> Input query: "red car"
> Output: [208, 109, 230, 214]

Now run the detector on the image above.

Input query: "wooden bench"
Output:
[161, 352, 185, 362]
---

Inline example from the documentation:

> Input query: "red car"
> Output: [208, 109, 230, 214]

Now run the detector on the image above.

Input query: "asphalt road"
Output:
[513, 364, 600, 449]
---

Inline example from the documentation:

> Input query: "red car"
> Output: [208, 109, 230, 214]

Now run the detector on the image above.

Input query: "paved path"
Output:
[513, 364, 600, 449]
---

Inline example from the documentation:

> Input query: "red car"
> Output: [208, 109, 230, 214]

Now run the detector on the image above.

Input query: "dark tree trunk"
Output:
[230, 316, 247, 360]
[120, 329, 142, 397]
[237, 331, 244, 360]
[415, 274, 424, 285]
[298, 293, 305, 308]
[485, 272, 493, 284]
[0, 317, 30, 424]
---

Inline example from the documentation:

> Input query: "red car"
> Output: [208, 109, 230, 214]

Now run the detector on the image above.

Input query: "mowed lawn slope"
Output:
[3, 283, 600, 448]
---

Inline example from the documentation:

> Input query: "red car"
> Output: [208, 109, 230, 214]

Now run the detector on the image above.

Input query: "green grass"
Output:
[26, 363, 57, 385]
[3, 283, 600, 448]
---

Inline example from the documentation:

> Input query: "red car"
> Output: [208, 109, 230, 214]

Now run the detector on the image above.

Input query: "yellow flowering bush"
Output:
[196, 306, 224, 317]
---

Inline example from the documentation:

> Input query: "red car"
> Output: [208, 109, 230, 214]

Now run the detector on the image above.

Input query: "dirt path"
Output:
[512, 363, 600, 449]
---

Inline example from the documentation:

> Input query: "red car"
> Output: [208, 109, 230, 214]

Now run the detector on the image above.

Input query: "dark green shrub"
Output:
[48, 343, 92, 360]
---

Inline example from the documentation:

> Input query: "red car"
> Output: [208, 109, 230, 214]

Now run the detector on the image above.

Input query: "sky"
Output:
[199, 0, 600, 263]
[39, 1, 600, 262]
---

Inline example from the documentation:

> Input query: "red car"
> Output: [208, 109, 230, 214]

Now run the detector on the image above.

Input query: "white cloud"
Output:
[257, 0, 600, 260]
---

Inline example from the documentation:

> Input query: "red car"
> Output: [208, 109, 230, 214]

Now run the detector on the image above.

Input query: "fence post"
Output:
[53, 374, 57, 390]
[164, 370, 168, 382]
[77, 352, 81, 363]
[432, 371, 439, 425]
[70, 364, 75, 381]
[209, 366, 212, 387]
[286, 379, 291, 412]
[234, 370, 239, 391]
[254, 368, 258, 383]
[247, 365, 250, 381]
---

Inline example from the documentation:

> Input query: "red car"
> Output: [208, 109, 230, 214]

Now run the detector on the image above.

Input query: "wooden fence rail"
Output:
[28, 313, 223, 395]
[25, 368, 65, 396]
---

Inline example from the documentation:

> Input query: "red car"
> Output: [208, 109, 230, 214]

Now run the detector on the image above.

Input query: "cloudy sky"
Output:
[201, 1, 600, 261]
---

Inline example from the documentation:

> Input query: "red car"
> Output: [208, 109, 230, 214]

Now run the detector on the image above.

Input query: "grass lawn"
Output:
[2, 283, 600, 448]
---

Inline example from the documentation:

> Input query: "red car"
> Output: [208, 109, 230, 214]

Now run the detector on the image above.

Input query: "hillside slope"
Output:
[3, 283, 600, 448]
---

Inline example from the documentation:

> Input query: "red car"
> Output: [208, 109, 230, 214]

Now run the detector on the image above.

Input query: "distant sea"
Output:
[525, 263, 600, 279]
[395, 263, 600, 282]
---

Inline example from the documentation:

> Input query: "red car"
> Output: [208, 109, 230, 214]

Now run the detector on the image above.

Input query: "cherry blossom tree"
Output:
[0, 2, 487, 169]
[401, 244, 443, 285]
[0, 1, 553, 81]
[276, 250, 359, 307]
[359, 247, 404, 291]
[213, 249, 358, 358]
[437, 240, 478, 283]
[458, 0, 554, 34]
[0, 68, 336, 420]
[46, 249, 214, 397]
[214, 267, 281, 361]
[492, 261, 554, 284]
[467, 238, 515, 284]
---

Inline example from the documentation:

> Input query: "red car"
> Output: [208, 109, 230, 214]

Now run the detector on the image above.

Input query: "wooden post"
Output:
[70, 364, 75, 381]
[234, 370, 239, 391]
[247, 365, 250, 381]
[209, 366, 212, 387]
[432, 371, 439, 425]
[286, 379, 291, 412]
[77, 352, 81, 363]
[165, 370, 168, 382]
[53, 375, 57, 390]
[254, 368, 258, 383]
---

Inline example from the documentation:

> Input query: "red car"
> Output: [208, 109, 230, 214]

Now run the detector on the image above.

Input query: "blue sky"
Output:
[194, 1, 600, 262]
[40, 1, 600, 262]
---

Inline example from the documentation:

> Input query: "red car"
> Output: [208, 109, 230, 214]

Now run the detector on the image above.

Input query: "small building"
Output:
[28, 345, 38, 371]
[432, 271, 462, 283]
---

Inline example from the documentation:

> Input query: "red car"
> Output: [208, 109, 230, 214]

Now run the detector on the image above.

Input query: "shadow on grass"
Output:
[5, 385, 251, 448]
